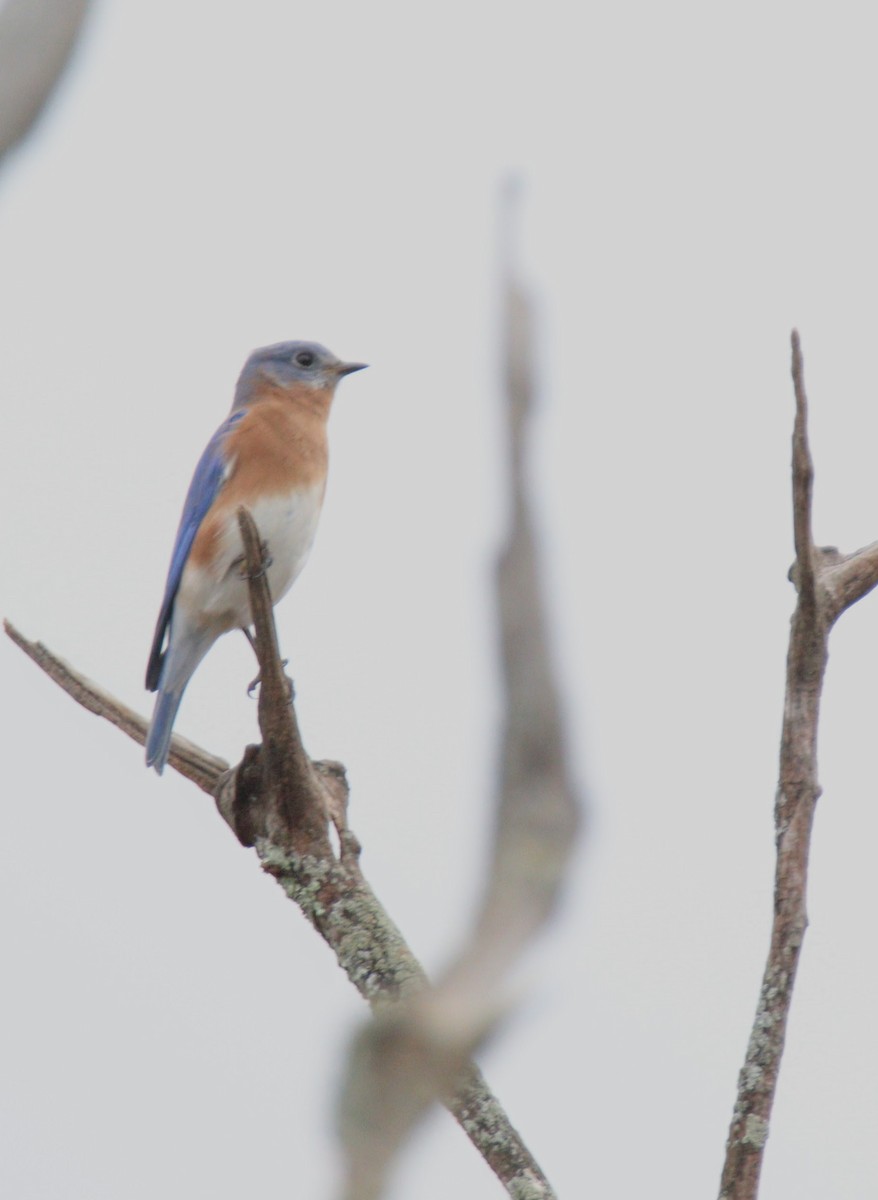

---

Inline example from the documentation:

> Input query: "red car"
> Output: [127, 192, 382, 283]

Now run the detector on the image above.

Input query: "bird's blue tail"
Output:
[145, 626, 213, 774]
[145, 686, 185, 774]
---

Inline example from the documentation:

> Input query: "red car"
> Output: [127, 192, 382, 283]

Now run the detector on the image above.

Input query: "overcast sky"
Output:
[3, 2, 878, 1197]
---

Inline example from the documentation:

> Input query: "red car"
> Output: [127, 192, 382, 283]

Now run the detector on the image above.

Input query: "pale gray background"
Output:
[2, 2, 878, 1197]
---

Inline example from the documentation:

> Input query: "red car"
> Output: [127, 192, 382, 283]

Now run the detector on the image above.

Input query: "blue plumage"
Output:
[145, 411, 244, 692]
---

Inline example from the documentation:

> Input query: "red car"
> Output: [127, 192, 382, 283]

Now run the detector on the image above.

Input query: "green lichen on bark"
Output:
[257, 842, 331, 920]
[256, 839, 424, 1003]
[508, 1175, 556, 1200]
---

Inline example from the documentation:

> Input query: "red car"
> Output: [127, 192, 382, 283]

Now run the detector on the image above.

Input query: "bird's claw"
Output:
[247, 659, 289, 697]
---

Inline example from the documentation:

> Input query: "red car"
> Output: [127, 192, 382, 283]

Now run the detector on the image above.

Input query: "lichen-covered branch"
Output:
[5, 539, 555, 1197]
[718, 331, 878, 1199]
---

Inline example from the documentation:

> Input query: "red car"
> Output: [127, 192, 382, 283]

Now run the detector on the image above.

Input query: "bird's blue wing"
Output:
[145, 411, 246, 691]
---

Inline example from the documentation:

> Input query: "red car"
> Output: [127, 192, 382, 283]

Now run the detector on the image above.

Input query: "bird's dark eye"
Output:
[295, 351, 315, 368]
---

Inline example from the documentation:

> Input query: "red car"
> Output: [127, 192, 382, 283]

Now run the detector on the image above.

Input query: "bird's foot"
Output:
[235, 540, 273, 579]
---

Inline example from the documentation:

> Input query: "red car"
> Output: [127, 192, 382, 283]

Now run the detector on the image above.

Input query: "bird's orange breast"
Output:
[188, 391, 330, 572]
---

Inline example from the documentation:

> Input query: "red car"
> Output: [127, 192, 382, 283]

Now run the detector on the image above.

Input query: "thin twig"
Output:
[718, 332, 878, 1198]
[790, 330, 816, 604]
[236, 507, 330, 848]
[3, 619, 225, 792]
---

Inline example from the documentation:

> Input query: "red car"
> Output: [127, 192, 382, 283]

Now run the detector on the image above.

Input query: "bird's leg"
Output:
[236, 536, 277, 695]
[241, 626, 289, 697]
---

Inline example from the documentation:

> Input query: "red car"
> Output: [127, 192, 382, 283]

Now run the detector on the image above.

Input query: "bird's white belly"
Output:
[177, 486, 324, 633]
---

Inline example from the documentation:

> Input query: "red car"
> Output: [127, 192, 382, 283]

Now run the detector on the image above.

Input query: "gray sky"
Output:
[3, 2, 878, 1197]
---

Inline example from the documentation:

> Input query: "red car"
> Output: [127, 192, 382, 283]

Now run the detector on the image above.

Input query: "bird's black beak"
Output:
[336, 361, 368, 377]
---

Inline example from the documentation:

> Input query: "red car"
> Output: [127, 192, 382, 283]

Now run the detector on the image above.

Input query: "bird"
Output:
[145, 340, 366, 773]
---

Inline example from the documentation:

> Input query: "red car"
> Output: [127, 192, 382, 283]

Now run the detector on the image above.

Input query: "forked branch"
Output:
[718, 331, 878, 1199]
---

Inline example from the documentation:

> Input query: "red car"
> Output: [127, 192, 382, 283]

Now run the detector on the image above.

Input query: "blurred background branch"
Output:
[336, 180, 582, 1200]
[0, 0, 91, 168]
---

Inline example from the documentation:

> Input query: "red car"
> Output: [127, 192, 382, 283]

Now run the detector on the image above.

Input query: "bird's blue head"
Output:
[233, 341, 367, 409]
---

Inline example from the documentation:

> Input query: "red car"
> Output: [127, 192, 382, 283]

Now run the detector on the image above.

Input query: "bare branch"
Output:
[0, 0, 92, 168]
[3, 619, 225, 792]
[336, 179, 578, 1200]
[718, 332, 878, 1198]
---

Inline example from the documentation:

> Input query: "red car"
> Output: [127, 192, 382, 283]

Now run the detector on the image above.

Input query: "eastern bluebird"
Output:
[145, 341, 366, 773]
